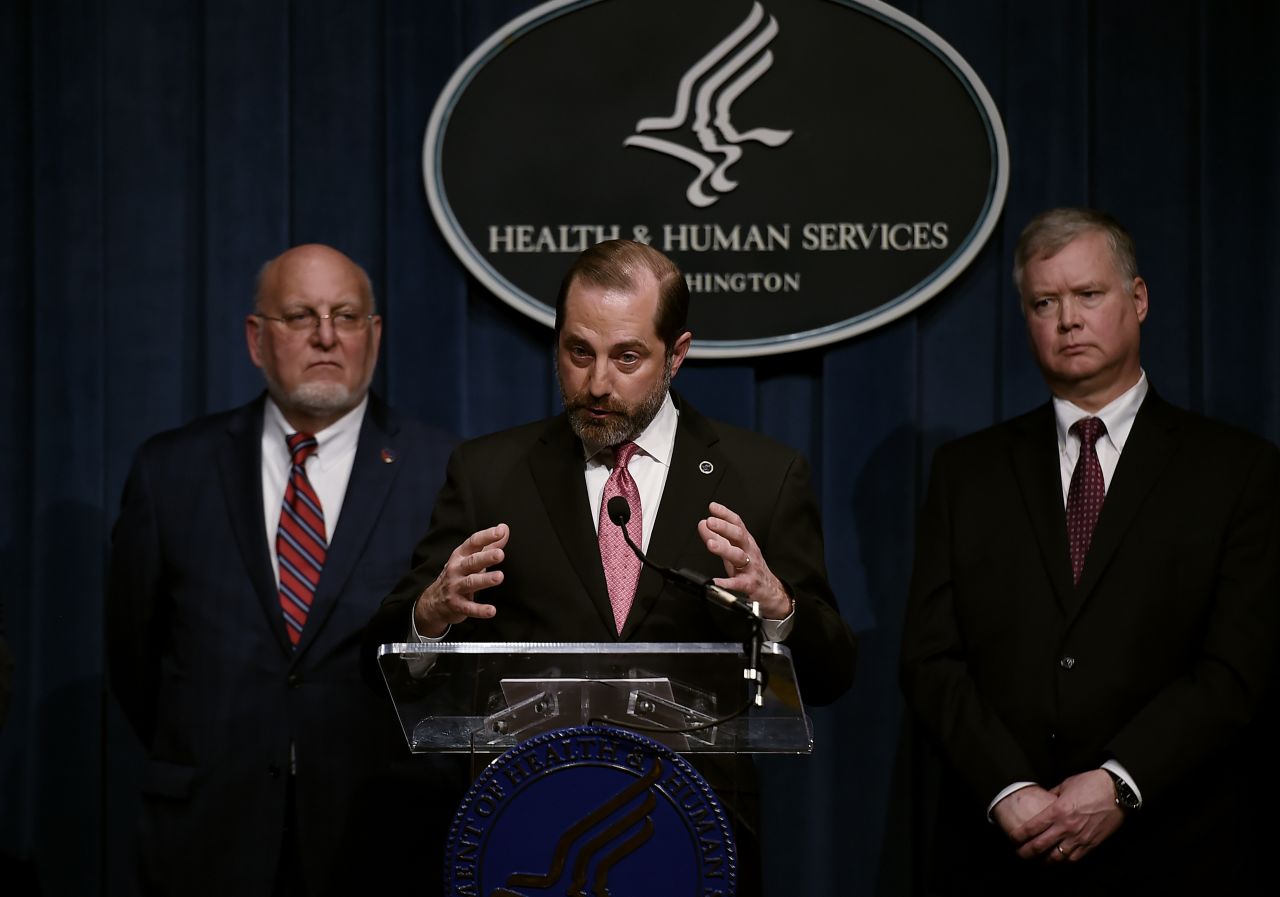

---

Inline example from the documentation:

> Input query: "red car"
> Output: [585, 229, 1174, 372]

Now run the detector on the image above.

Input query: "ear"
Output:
[668, 330, 693, 377]
[1131, 277, 1149, 324]
[245, 314, 265, 369]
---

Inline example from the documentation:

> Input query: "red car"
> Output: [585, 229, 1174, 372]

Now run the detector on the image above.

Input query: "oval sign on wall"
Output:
[425, 0, 1008, 358]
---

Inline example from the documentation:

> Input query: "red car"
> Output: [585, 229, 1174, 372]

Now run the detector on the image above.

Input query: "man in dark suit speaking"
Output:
[901, 208, 1280, 894]
[367, 239, 857, 888]
[108, 244, 454, 896]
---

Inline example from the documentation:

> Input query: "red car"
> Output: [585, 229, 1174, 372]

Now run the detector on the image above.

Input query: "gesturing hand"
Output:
[413, 524, 509, 637]
[697, 502, 792, 620]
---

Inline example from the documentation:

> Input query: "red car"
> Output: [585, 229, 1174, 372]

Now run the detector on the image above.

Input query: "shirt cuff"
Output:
[409, 616, 450, 643]
[760, 600, 795, 642]
[987, 781, 1037, 821]
[405, 602, 449, 678]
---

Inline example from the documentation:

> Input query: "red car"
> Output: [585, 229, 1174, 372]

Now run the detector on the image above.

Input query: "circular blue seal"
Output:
[445, 725, 737, 896]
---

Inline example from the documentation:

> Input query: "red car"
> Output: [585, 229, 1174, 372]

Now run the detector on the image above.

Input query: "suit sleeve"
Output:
[106, 452, 168, 747]
[362, 444, 476, 681]
[900, 447, 1040, 806]
[1106, 439, 1280, 801]
[765, 453, 857, 706]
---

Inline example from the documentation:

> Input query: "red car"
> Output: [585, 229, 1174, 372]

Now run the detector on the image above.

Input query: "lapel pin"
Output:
[380, 448, 398, 464]
[698, 460, 714, 475]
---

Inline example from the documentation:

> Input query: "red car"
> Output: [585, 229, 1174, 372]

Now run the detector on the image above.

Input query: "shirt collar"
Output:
[1053, 370, 1148, 453]
[584, 392, 679, 469]
[264, 394, 368, 469]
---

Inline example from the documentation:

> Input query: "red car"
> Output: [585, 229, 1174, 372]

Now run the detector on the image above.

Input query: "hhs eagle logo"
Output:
[445, 726, 736, 896]
[623, 2, 793, 208]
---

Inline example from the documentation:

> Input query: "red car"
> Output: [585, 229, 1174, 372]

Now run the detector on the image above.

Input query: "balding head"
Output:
[255, 244, 376, 314]
[246, 244, 382, 433]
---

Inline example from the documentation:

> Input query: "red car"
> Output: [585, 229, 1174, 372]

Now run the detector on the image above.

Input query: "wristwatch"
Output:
[1104, 769, 1141, 811]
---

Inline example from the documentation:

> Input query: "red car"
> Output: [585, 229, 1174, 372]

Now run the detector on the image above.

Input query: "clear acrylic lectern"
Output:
[376, 641, 813, 758]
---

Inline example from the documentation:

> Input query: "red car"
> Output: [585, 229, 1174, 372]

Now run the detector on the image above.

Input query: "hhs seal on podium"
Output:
[446, 726, 737, 896]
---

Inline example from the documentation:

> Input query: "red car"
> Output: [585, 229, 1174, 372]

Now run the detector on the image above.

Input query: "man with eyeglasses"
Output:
[107, 244, 457, 897]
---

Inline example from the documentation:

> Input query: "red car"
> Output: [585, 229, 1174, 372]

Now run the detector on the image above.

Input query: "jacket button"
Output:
[288, 673, 303, 688]
[1059, 656, 1076, 670]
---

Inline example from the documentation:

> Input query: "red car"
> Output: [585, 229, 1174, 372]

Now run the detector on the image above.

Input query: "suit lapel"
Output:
[295, 397, 402, 658]
[1010, 404, 1076, 612]
[528, 417, 619, 637]
[622, 397, 724, 638]
[1072, 391, 1180, 607]
[216, 397, 291, 653]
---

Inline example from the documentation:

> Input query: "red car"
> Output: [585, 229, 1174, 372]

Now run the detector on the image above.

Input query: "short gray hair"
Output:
[1013, 208, 1139, 295]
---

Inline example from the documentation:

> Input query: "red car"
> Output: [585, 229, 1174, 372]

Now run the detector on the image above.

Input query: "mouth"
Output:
[567, 399, 618, 417]
[568, 405, 626, 429]
[302, 361, 345, 381]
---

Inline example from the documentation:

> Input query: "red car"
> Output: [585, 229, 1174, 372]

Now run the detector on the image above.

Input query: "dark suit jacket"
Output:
[365, 394, 856, 896]
[107, 394, 455, 897]
[368, 393, 856, 706]
[901, 390, 1280, 895]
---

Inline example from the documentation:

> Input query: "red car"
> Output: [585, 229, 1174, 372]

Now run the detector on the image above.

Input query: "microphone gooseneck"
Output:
[606, 496, 767, 706]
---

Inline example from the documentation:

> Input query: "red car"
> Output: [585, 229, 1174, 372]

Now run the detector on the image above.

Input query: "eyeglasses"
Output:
[254, 309, 376, 333]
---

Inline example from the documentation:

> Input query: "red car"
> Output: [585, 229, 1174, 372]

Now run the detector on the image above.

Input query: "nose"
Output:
[311, 314, 339, 347]
[586, 357, 613, 398]
[1057, 296, 1083, 332]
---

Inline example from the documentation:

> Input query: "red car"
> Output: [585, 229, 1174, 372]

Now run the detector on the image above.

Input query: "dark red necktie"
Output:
[598, 442, 642, 634]
[278, 433, 327, 647]
[1066, 417, 1106, 585]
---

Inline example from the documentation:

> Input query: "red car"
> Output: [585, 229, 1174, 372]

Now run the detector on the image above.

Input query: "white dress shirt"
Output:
[260, 396, 367, 585]
[584, 393, 680, 551]
[1053, 372, 1148, 504]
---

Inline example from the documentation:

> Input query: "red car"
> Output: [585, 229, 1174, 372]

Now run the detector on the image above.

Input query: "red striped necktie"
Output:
[278, 432, 327, 647]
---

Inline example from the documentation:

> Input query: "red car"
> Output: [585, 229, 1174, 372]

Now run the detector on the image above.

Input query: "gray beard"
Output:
[267, 380, 363, 422]
[561, 355, 673, 456]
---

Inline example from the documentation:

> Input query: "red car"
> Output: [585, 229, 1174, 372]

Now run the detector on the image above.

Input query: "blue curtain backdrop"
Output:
[2, 1, 1278, 894]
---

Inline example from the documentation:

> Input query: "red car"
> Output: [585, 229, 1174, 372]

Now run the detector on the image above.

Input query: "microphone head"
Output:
[607, 496, 631, 526]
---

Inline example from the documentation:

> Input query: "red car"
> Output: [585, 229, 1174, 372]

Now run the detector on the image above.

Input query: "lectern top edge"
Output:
[376, 640, 793, 658]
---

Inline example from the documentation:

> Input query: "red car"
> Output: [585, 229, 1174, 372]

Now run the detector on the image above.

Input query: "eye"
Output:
[617, 352, 641, 366]
[283, 310, 315, 326]
[568, 344, 592, 360]
[333, 310, 359, 325]
[1030, 297, 1055, 315]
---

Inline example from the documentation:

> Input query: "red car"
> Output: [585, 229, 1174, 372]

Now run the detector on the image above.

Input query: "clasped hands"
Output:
[412, 501, 791, 637]
[991, 769, 1125, 864]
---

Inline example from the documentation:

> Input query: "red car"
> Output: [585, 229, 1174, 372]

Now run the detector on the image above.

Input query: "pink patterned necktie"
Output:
[598, 442, 642, 634]
[1066, 417, 1106, 585]
[278, 433, 327, 647]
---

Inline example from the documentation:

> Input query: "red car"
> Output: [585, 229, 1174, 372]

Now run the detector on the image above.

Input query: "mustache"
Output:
[564, 397, 627, 416]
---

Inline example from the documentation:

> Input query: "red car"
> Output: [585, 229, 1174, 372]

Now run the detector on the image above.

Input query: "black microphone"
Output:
[606, 497, 757, 618]
[608, 495, 767, 706]
[606, 495, 632, 527]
